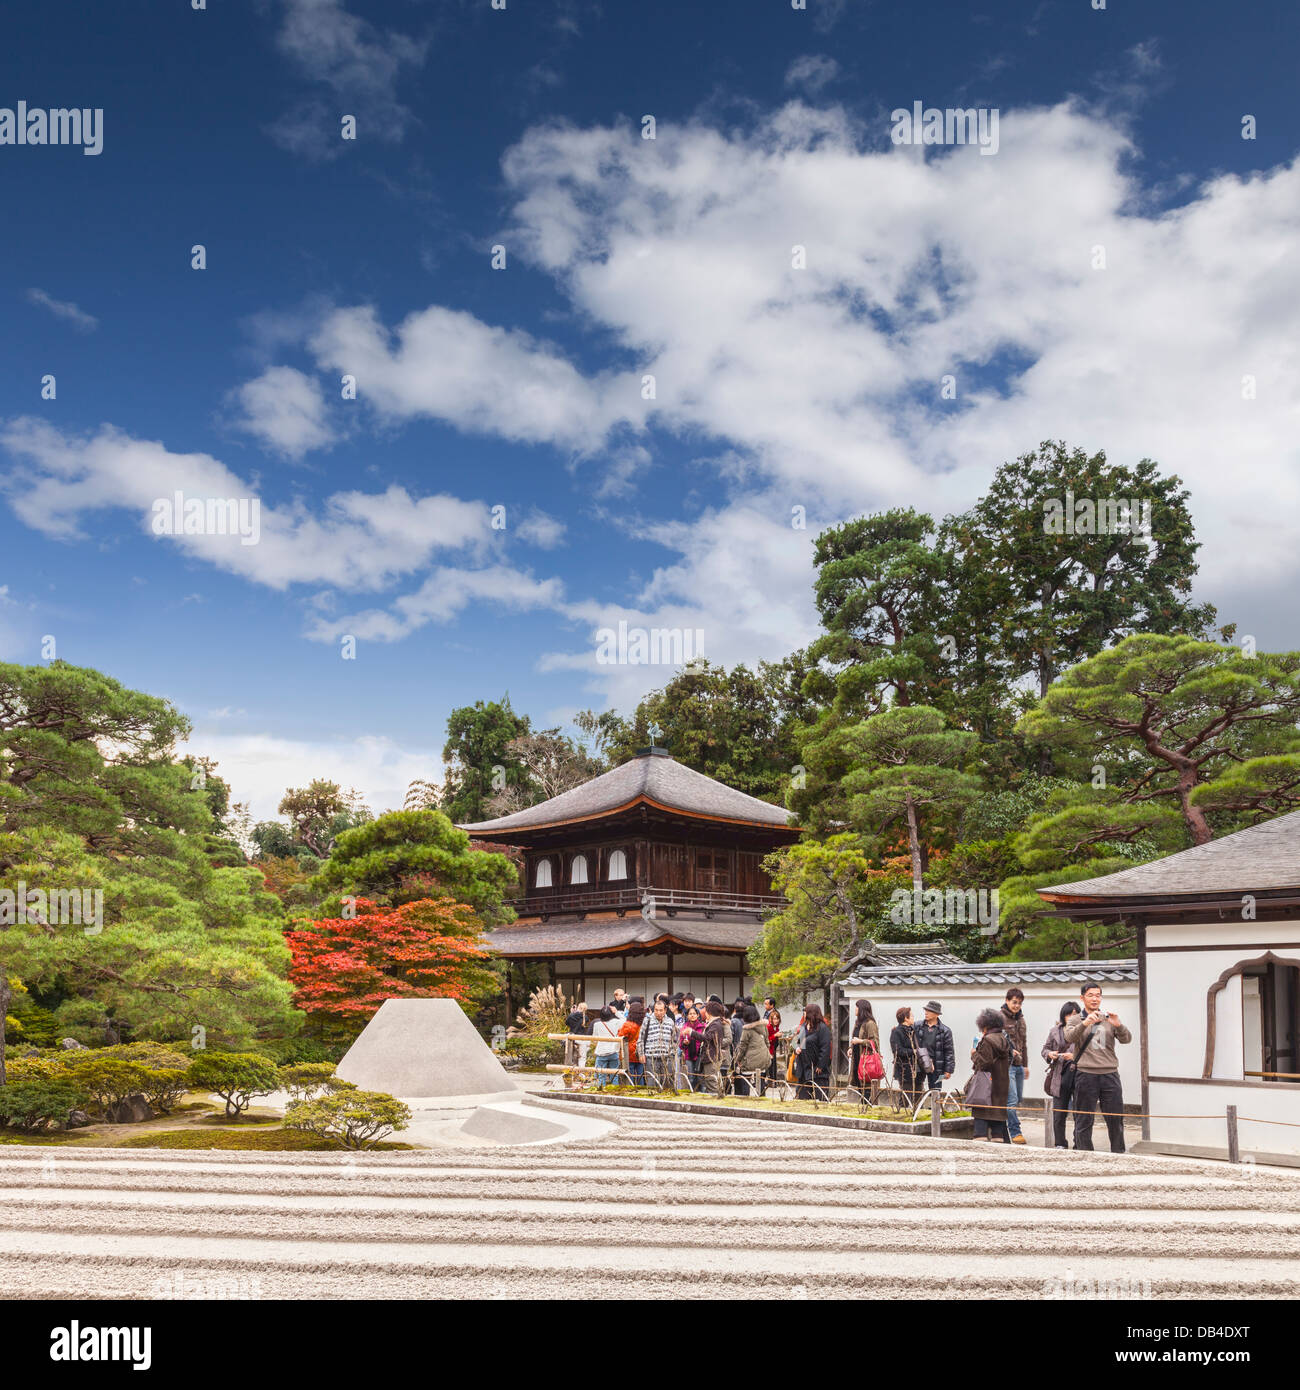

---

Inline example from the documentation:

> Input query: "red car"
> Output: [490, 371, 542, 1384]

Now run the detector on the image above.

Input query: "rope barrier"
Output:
[1049, 1105, 1220, 1120]
[549, 1039, 1300, 1138]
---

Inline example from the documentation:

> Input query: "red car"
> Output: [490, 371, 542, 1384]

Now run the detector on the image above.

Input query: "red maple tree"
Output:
[286, 896, 493, 1033]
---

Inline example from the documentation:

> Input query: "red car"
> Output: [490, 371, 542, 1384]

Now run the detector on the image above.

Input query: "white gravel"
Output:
[2, 1106, 1298, 1299]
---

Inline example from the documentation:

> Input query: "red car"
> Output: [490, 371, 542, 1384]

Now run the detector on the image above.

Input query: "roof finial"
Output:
[646, 720, 662, 748]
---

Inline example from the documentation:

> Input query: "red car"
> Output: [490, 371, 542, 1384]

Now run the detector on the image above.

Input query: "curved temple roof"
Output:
[460, 749, 796, 837]
[486, 912, 763, 958]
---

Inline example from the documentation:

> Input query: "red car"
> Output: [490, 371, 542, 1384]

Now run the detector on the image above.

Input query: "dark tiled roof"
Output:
[844, 959, 1138, 988]
[864, 943, 965, 969]
[486, 912, 762, 958]
[460, 749, 795, 834]
[1039, 809, 1300, 902]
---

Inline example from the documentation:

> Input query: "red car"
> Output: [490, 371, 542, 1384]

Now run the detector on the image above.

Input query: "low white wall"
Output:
[841, 978, 1142, 1103]
[1148, 1078, 1300, 1158]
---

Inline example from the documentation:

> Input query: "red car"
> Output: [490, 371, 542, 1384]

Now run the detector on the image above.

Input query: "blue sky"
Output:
[2, 0, 1298, 819]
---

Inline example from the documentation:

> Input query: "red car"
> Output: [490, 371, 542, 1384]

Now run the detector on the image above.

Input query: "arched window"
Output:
[533, 858, 553, 889]
[607, 849, 628, 880]
[569, 854, 589, 885]
[1204, 951, 1300, 1079]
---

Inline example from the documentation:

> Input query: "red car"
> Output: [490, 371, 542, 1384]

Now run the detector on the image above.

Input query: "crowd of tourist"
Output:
[565, 980, 1131, 1151]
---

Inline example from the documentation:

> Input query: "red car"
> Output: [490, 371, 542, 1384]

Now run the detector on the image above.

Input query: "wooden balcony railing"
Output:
[508, 884, 786, 916]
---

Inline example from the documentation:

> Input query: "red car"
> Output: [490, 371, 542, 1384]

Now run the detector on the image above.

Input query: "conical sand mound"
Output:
[336, 998, 518, 1100]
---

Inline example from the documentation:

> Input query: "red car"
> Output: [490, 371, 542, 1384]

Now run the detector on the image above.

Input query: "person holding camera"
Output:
[1063, 983, 1132, 1152]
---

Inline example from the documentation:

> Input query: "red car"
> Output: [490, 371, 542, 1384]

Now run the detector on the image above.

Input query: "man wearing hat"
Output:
[914, 1000, 955, 1094]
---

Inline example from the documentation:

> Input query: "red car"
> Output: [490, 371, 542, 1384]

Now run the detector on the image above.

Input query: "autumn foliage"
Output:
[286, 896, 493, 1034]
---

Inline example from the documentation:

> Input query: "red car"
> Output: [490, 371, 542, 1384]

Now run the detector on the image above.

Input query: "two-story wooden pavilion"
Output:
[459, 747, 801, 1009]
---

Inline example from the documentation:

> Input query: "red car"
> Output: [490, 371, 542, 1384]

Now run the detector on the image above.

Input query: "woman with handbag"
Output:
[1042, 1000, 1082, 1148]
[967, 1007, 1012, 1142]
[890, 1006, 922, 1109]
[851, 999, 882, 1104]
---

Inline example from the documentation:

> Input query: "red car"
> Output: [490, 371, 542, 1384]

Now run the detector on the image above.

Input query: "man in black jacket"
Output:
[914, 1001, 955, 1093]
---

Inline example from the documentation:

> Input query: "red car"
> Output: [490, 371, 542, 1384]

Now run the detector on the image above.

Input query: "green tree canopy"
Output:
[807, 509, 949, 717]
[1018, 634, 1300, 845]
[312, 809, 519, 919]
[0, 663, 300, 1077]
[440, 698, 531, 823]
[950, 442, 1216, 699]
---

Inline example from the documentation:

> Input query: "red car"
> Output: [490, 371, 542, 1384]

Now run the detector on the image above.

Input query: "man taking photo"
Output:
[1063, 983, 1132, 1152]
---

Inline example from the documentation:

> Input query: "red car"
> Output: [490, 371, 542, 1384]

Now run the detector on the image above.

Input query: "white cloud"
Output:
[26, 288, 98, 333]
[183, 727, 437, 821]
[515, 509, 566, 548]
[0, 418, 493, 592]
[784, 55, 840, 93]
[307, 303, 618, 450]
[308, 563, 568, 643]
[492, 100, 1300, 627]
[231, 366, 335, 459]
[270, 0, 427, 158]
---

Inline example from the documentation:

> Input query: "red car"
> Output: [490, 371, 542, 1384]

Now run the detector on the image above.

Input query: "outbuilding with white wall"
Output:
[1039, 809, 1300, 1166]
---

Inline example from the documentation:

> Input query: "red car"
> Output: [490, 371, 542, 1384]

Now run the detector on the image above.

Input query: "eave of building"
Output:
[484, 910, 763, 958]
[1039, 889, 1300, 922]
[465, 794, 801, 844]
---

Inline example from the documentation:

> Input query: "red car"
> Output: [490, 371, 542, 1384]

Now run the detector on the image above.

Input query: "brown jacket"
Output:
[971, 1029, 1011, 1119]
[1064, 1010, 1132, 1075]
[1000, 1004, 1027, 1067]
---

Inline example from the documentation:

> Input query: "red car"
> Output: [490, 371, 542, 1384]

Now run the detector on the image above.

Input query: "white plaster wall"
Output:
[841, 978, 1141, 1102]
[1143, 921, 1300, 1157]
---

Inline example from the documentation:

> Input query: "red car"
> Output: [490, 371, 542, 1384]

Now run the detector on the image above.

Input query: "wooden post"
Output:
[930, 1092, 941, 1138]
[829, 978, 842, 1085]
[1044, 1097, 1054, 1148]
[1226, 1104, 1240, 1164]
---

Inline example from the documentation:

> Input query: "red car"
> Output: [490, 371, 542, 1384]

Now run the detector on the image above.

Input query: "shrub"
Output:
[500, 1036, 562, 1068]
[283, 1089, 412, 1149]
[186, 1052, 281, 1119]
[66, 1058, 151, 1115]
[139, 1068, 188, 1115]
[277, 1062, 347, 1103]
[4, 1052, 78, 1084]
[99, 1041, 190, 1070]
[261, 1036, 344, 1065]
[0, 1078, 88, 1132]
